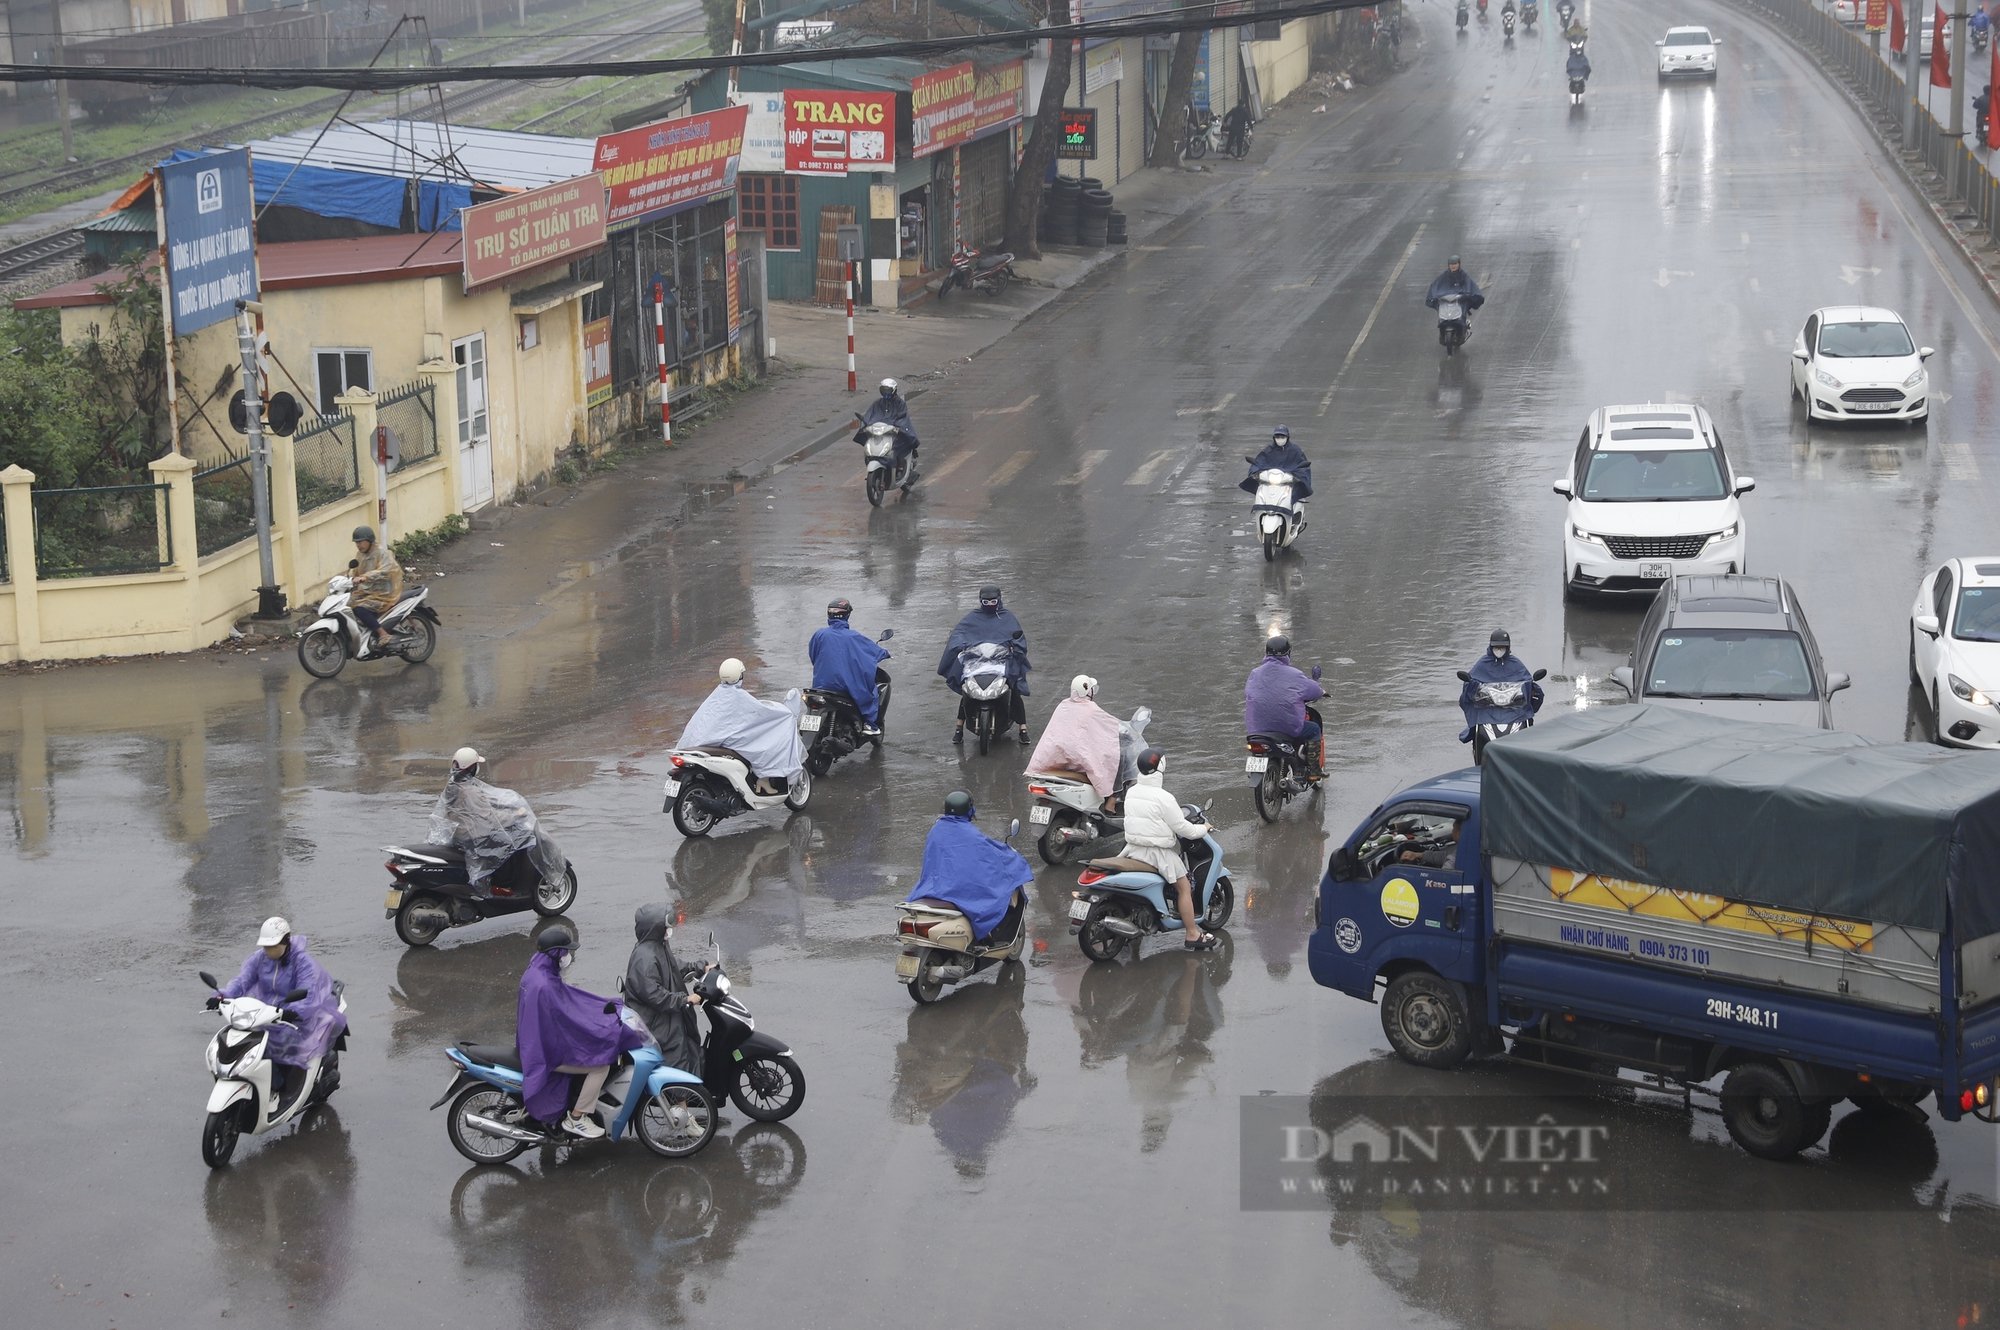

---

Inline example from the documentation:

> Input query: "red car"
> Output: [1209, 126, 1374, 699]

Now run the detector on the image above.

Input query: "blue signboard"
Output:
[1191, 33, 1212, 112]
[157, 149, 258, 335]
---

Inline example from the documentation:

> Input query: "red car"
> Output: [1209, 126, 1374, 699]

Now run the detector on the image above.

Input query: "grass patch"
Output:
[392, 512, 469, 563]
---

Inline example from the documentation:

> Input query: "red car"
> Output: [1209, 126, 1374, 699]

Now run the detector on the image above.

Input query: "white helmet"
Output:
[719, 658, 746, 685]
[1071, 674, 1098, 700]
[451, 746, 484, 773]
[880, 377, 899, 395]
[257, 916, 292, 947]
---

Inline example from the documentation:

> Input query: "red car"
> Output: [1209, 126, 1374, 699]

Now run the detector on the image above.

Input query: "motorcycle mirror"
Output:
[878, 628, 895, 642]
[602, 1002, 617, 1015]
[1244, 456, 1257, 464]
[1202, 797, 1215, 812]
[283, 987, 308, 1003]
[1311, 664, 1323, 681]
[348, 559, 359, 569]
[1455, 670, 1471, 682]
[1008, 818, 1021, 840]
[198, 970, 219, 990]
[1531, 668, 1548, 681]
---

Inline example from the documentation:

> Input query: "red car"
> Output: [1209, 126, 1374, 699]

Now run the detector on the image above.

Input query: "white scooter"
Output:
[196, 969, 349, 1168]
[1249, 467, 1307, 561]
[665, 694, 815, 838]
[297, 569, 439, 679]
[860, 420, 917, 508]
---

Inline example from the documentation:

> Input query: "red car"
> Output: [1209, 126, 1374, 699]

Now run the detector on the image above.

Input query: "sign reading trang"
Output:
[783, 91, 896, 175]
[157, 149, 257, 335]
[594, 105, 750, 228]
[461, 174, 607, 293]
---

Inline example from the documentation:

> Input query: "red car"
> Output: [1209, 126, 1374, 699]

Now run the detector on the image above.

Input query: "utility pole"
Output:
[727, 0, 748, 102]
[50, 0, 72, 164]
[1948, 4, 1968, 198]
[1906, 0, 1924, 149]
[234, 301, 286, 619]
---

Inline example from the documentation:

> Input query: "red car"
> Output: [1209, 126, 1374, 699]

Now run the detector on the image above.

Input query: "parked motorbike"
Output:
[1247, 465, 1307, 561]
[1182, 106, 1215, 159]
[433, 1012, 716, 1164]
[197, 970, 350, 1168]
[664, 712, 814, 839]
[801, 629, 894, 777]
[381, 839, 580, 948]
[895, 819, 1030, 1003]
[859, 420, 917, 508]
[1457, 666, 1548, 765]
[1247, 700, 1325, 823]
[681, 934, 807, 1121]
[954, 641, 1020, 755]
[1069, 802, 1234, 962]
[1028, 706, 1152, 866]
[297, 570, 439, 679]
[1435, 294, 1471, 355]
[940, 243, 1018, 298]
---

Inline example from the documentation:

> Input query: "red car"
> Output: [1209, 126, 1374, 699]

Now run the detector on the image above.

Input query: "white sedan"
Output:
[1658, 26, 1719, 78]
[1790, 305, 1933, 423]
[1831, 0, 1863, 23]
[1912, 557, 2000, 747]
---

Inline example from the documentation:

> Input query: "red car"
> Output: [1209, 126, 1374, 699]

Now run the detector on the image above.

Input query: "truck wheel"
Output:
[1381, 972, 1473, 1069]
[1720, 1062, 1817, 1159]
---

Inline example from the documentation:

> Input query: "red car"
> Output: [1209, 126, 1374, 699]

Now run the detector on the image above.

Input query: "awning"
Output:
[511, 277, 603, 314]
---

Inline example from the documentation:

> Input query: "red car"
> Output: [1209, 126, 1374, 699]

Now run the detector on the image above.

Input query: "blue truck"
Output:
[1308, 704, 2000, 1159]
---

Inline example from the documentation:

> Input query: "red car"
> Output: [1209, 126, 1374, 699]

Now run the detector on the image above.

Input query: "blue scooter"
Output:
[1066, 803, 1234, 962]
[432, 1014, 717, 1164]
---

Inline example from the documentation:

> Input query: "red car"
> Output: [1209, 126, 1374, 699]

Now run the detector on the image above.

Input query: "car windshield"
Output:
[1643, 629, 1818, 701]
[1580, 448, 1727, 501]
[1665, 31, 1711, 44]
[1955, 587, 2000, 643]
[1817, 320, 1916, 358]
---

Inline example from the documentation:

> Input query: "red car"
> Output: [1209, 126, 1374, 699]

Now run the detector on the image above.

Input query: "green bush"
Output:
[392, 513, 468, 563]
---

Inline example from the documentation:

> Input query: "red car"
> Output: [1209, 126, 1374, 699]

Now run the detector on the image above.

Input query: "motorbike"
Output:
[1503, 7, 1516, 37]
[1569, 76, 1588, 107]
[381, 838, 580, 948]
[800, 629, 895, 777]
[1523, 0, 1538, 31]
[197, 970, 350, 1168]
[1247, 699, 1324, 823]
[1457, 666, 1548, 765]
[940, 243, 1017, 298]
[1456, 3, 1470, 32]
[1555, 0, 1574, 27]
[1975, 24, 1990, 54]
[954, 641, 1021, 755]
[297, 569, 439, 679]
[1027, 705, 1152, 866]
[1069, 802, 1235, 962]
[433, 1010, 717, 1164]
[1248, 465, 1307, 561]
[664, 698, 815, 838]
[1435, 294, 1471, 355]
[895, 819, 1030, 1003]
[1182, 107, 1215, 159]
[1477, 0, 1489, 18]
[628, 933, 807, 1122]
[859, 420, 917, 508]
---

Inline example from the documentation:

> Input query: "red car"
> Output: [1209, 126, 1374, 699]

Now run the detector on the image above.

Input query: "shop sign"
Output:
[460, 174, 607, 293]
[1084, 45, 1122, 95]
[911, 60, 1023, 157]
[594, 105, 749, 228]
[1056, 107, 1097, 160]
[733, 91, 787, 173]
[724, 219, 741, 345]
[974, 60, 1025, 129]
[783, 91, 896, 175]
[584, 317, 613, 406]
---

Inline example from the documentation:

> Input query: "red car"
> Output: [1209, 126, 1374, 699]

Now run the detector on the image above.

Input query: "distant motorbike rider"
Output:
[1425, 256, 1486, 331]
[1244, 635, 1325, 774]
[624, 903, 704, 1076]
[1457, 629, 1545, 745]
[905, 790, 1033, 945]
[1027, 674, 1124, 807]
[429, 746, 563, 898]
[676, 658, 808, 797]
[518, 925, 647, 1140]
[1222, 99, 1254, 156]
[855, 377, 919, 475]
[1237, 426, 1314, 500]
[809, 597, 891, 737]
[1120, 749, 1218, 951]
[207, 917, 344, 1107]
[348, 525, 402, 652]
[939, 585, 1032, 746]
[1978, 83, 1993, 138]
[1975, 4, 1992, 46]
[1566, 42, 1592, 101]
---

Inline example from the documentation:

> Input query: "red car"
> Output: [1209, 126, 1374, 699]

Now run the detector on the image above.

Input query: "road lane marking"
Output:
[1176, 391, 1237, 417]
[977, 394, 1040, 416]
[1126, 449, 1179, 486]
[1944, 439, 1983, 480]
[1319, 222, 1427, 416]
[924, 451, 977, 484]
[1059, 449, 1110, 485]
[986, 450, 1035, 487]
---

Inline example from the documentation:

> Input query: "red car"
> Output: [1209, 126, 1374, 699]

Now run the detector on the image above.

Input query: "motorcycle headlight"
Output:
[1950, 674, 1993, 706]
[1903, 365, 1926, 388]
[235, 1038, 265, 1074]
[1570, 524, 1603, 545]
[1815, 368, 1842, 389]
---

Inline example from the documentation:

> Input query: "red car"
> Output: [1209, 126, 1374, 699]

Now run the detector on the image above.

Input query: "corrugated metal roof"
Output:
[78, 207, 153, 234]
[250, 120, 598, 193]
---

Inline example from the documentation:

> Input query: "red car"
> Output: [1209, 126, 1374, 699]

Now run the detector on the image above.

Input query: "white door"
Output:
[454, 333, 493, 510]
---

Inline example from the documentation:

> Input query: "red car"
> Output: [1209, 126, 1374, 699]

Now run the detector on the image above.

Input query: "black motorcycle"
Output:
[689, 940, 805, 1121]
[953, 641, 1022, 756]
[1456, 4, 1470, 31]
[382, 841, 579, 947]
[800, 630, 894, 777]
[1246, 702, 1324, 823]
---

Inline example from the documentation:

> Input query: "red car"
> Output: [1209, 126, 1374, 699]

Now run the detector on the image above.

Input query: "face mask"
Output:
[559, 952, 574, 971]
[1492, 648, 1508, 660]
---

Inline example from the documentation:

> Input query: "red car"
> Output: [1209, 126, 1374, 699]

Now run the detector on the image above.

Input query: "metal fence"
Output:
[193, 455, 261, 558]
[376, 379, 439, 468]
[31, 481, 171, 579]
[293, 410, 359, 514]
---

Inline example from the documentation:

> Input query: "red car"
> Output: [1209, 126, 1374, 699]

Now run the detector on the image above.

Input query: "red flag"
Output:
[1932, 4, 1951, 87]
[1890, 0, 1905, 53]
[1990, 36, 2000, 149]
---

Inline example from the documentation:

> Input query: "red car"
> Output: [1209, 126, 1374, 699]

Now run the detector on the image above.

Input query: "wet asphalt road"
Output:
[13, 3, 2000, 1326]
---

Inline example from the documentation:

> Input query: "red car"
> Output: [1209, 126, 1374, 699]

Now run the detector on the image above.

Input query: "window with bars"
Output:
[737, 174, 801, 250]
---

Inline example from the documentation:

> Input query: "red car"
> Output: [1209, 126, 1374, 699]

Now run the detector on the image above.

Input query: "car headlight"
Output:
[1570, 524, 1603, 545]
[1950, 674, 1994, 706]
[1714, 523, 1739, 541]
[1903, 366, 1926, 388]
[1815, 368, 1842, 389]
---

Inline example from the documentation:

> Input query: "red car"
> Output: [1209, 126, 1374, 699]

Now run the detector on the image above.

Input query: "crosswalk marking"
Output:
[923, 450, 977, 484]
[1125, 449, 1179, 486]
[1059, 449, 1110, 485]
[986, 449, 1035, 487]
[1942, 439, 1983, 481]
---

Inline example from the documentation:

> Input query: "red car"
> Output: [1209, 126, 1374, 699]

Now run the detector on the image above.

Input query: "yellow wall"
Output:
[1247, 19, 1332, 109]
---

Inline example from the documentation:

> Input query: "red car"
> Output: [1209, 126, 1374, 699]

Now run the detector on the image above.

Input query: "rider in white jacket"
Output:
[1118, 748, 1219, 951]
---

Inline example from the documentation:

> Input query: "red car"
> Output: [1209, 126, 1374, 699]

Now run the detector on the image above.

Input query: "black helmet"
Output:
[1490, 629, 1512, 649]
[536, 924, 576, 954]
[977, 586, 1002, 610]
[352, 525, 376, 543]
[941, 790, 974, 818]
[827, 597, 853, 621]
[1136, 747, 1165, 776]
[1265, 635, 1291, 658]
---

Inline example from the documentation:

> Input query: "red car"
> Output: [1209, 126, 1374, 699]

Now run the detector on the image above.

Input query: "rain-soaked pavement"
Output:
[12, 3, 2000, 1326]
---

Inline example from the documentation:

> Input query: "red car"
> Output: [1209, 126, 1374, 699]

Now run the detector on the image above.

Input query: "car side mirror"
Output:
[1456, 669, 1471, 682]
[199, 970, 219, 990]
[284, 988, 308, 1003]
[1654, 38, 1664, 45]
[1531, 668, 1548, 681]
[1610, 666, 1634, 694]
[1920, 346, 1935, 360]
[1828, 672, 1852, 694]
[1552, 479, 1572, 498]
[1734, 476, 1756, 495]
[1791, 347, 1808, 362]
[1917, 613, 1941, 636]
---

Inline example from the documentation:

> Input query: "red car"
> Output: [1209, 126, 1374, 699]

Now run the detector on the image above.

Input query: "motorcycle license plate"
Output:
[662, 779, 682, 814]
[1068, 897, 1092, 921]
[384, 887, 405, 912]
[1639, 561, 1672, 580]
[799, 714, 824, 733]
[1245, 755, 1270, 774]
[895, 949, 921, 979]
[1029, 805, 1053, 825]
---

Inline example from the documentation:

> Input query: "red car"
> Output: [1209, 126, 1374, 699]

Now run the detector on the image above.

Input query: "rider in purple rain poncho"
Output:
[1243, 634, 1325, 770]
[213, 917, 344, 1093]
[517, 925, 648, 1139]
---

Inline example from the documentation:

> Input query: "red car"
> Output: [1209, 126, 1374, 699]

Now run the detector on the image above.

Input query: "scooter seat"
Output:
[418, 842, 467, 863]
[460, 1042, 522, 1071]
[394, 586, 424, 603]
[1084, 856, 1162, 877]
[1031, 769, 1092, 785]
[903, 898, 964, 915]
[1245, 734, 1298, 751]
[686, 745, 753, 767]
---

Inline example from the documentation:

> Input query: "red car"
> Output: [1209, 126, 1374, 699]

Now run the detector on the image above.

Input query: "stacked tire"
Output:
[1042, 177, 1081, 246]
[1106, 210, 1128, 245]
[1076, 188, 1113, 248]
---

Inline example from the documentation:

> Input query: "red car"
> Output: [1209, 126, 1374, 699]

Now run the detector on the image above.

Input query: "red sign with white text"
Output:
[594, 105, 749, 228]
[460, 174, 606, 293]
[783, 91, 896, 175]
[910, 60, 1025, 158]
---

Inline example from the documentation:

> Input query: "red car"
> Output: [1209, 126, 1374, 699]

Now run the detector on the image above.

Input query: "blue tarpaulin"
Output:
[163, 148, 470, 231]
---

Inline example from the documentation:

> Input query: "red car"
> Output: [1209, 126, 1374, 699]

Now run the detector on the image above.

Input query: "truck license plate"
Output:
[895, 949, 921, 979]
[1029, 805, 1052, 825]
[1245, 755, 1270, 773]
[1639, 561, 1672, 580]
[1068, 897, 1092, 921]
[799, 713, 823, 732]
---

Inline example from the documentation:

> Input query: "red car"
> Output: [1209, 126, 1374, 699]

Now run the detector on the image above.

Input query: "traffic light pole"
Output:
[234, 300, 286, 619]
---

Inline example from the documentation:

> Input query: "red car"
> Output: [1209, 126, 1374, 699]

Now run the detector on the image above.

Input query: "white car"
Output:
[1790, 305, 1932, 423]
[1657, 26, 1720, 78]
[1556, 403, 1754, 601]
[1912, 557, 2000, 747]
[1831, 0, 1863, 22]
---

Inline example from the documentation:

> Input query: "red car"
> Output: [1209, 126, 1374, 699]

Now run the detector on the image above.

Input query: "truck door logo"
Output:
[1333, 916, 1363, 953]
[1380, 878, 1419, 928]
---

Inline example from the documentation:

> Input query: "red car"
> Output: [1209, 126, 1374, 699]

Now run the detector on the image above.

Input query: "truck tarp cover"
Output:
[1481, 705, 2000, 935]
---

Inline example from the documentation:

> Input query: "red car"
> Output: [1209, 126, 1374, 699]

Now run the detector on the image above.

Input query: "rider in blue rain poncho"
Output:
[1457, 628, 1545, 742]
[1425, 255, 1486, 316]
[905, 791, 1033, 943]
[809, 597, 891, 734]
[938, 585, 1033, 745]
[1237, 427, 1314, 500]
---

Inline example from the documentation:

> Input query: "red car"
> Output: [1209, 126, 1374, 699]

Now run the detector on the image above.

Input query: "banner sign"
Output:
[974, 60, 1025, 130]
[724, 218, 741, 345]
[594, 105, 749, 228]
[1057, 107, 1097, 160]
[734, 90, 787, 173]
[157, 149, 257, 335]
[584, 317, 613, 407]
[1865, 0, 1886, 32]
[783, 90, 896, 175]
[1084, 44, 1123, 95]
[460, 174, 606, 292]
[911, 60, 1023, 157]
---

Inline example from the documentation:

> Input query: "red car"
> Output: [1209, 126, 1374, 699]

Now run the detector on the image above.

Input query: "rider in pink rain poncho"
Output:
[1025, 676, 1124, 802]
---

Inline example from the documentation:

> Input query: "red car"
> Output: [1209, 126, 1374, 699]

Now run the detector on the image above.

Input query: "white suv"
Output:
[1657, 26, 1719, 79]
[1556, 403, 1755, 601]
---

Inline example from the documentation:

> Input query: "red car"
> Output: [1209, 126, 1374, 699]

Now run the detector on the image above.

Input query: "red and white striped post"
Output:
[653, 281, 673, 446]
[844, 259, 857, 392]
